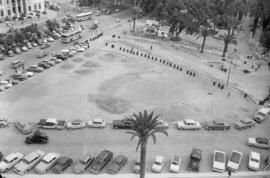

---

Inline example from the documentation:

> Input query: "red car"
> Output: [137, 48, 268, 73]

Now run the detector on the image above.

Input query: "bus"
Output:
[61, 26, 83, 43]
[76, 12, 93, 22]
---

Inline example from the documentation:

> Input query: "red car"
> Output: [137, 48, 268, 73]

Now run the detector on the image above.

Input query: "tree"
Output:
[196, 25, 217, 53]
[126, 110, 168, 178]
[218, 29, 237, 57]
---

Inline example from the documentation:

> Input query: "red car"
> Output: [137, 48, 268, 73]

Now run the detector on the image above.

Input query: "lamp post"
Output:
[226, 60, 233, 86]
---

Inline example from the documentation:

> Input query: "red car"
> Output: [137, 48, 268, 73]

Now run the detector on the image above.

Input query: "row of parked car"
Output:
[0, 149, 125, 175]
[0, 147, 267, 176]
[0, 41, 90, 92]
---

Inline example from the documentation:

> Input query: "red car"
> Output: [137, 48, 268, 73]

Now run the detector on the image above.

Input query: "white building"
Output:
[0, 0, 44, 18]
[157, 26, 170, 38]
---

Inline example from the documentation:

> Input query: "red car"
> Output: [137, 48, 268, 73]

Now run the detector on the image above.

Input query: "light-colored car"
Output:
[67, 119, 86, 130]
[73, 154, 94, 174]
[248, 151, 260, 171]
[156, 119, 169, 129]
[0, 118, 8, 128]
[17, 71, 34, 78]
[88, 118, 106, 128]
[15, 121, 32, 134]
[35, 152, 60, 174]
[0, 152, 23, 172]
[69, 49, 77, 56]
[234, 118, 256, 130]
[151, 155, 165, 173]
[74, 46, 86, 52]
[212, 150, 226, 173]
[21, 46, 28, 52]
[47, 37, 54, 42]
[133, 157, 140, 174]
[227, 150, 242, 172]
[253, 107, 270, 123]
[169, 155, 181, 173]
[42, 38, 48, 43]
[14, 150, 45, 175]
[248, 137, 270, 149]
[177, 119, 201, 130]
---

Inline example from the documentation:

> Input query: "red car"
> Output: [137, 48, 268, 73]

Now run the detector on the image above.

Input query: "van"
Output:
[11, 60, 24, 69]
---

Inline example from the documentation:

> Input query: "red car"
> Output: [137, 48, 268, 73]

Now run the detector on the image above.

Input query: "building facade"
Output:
[0, 0, 44, 18]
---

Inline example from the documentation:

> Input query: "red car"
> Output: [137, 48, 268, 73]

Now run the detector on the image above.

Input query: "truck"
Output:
[112, 119, 133, 129]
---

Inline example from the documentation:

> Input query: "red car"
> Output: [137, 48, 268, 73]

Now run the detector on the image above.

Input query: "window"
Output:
[0, 10, 3, 17]
[34, 3, 37, 10]
[0, 0, 2, 6]
[12, 7, 15, 13]
[6, 0, 8, 4]
[28, 6, 31, 11]
[38, 3, 41, 9]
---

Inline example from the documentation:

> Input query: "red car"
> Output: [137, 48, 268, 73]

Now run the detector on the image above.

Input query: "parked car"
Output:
[50, 57, 62, 64]
[55, 53, 68, 60]
[151, 155, 165, 173]
[248, 151, 260, 171]
[0, 80, 13, 89]
[253, 107, 270, 123]
[4, 78, 18, 85]
[25, 130, 48, 144]
[10, 73, 27, 81]
[67, 119, 86, 130]
[42, 38, 48, 43]
[26, 65, 44, 73]
[14, 47, 22, 54]
[14, 150, 45, 175]
[73, 154, 94, 174]
[177, 119, 201, 130]
[53, 156, 73, 174]
[0, 53, 4, 60]
[47, 37, 54, 42]
[0, 152, 23, 172]
[11, 60, 24, 69]
[248, 137, 270, 149]
[31, 42, 38, 47]
[0, 118, 8, 128]
[41, 60, 54, 66]
[113, 119, 133, 129]
[20, 46, 28, 52]
[26, 42, 33, 49]
[227, 150, 242, 172]
[37, 118, 66, 130]
[7, 50, 14, 57]
[107, 155, 127, 174]
[88, 118, 106, 128]
[133, 157, 140, 174]
[212, 150, 226, 173]
[35, 152, 60, 174]
[234, 118, 256, 130]
[15, 121, 32, 134]
[204, 120, 231, 131]
[187, 148, 202, 172]
[37, 51, 48, 58]
[89, 150, 113, 174]
[17, 71, 34, 78]
[156, 119, 169, 129]
[38, 62, 51, 69]
[75, 46, 86, 52]
[169, 155, 181, 173]
[40, 43, 50, 49]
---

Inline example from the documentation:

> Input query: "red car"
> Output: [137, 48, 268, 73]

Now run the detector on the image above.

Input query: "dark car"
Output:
[112, 119, 133, 129]
[73, 154, 95, 174]
[53, 156, 73, 174]
[10, 73, 27, 81]
[107, 155, 127, 174]
[26, 65, 44, 73]
[204, 120, 231, 130]
[38, 62, 51, 69]
[89, 150, 113, 174]
[40, 43, 50, 49]
[25, 130, 48, 144]
[187, 148, 202, 172]
[55, 54, 68, 61]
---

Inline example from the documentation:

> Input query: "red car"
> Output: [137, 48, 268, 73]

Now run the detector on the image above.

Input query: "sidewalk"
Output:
[2, 171, 270, 178]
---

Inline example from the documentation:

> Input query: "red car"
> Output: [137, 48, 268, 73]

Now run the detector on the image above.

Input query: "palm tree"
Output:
[196, 25, 217, 53]
[219, 31, 237, 57]
[126, 110, 168, 178]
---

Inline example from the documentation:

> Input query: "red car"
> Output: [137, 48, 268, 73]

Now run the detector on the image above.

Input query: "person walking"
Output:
[265, 155, 269, 167]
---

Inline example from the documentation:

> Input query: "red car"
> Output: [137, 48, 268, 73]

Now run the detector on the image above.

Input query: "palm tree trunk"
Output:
[200, 35, 206, 53]
[140, 140, 147, 178]
[222, 42, 228, 57]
